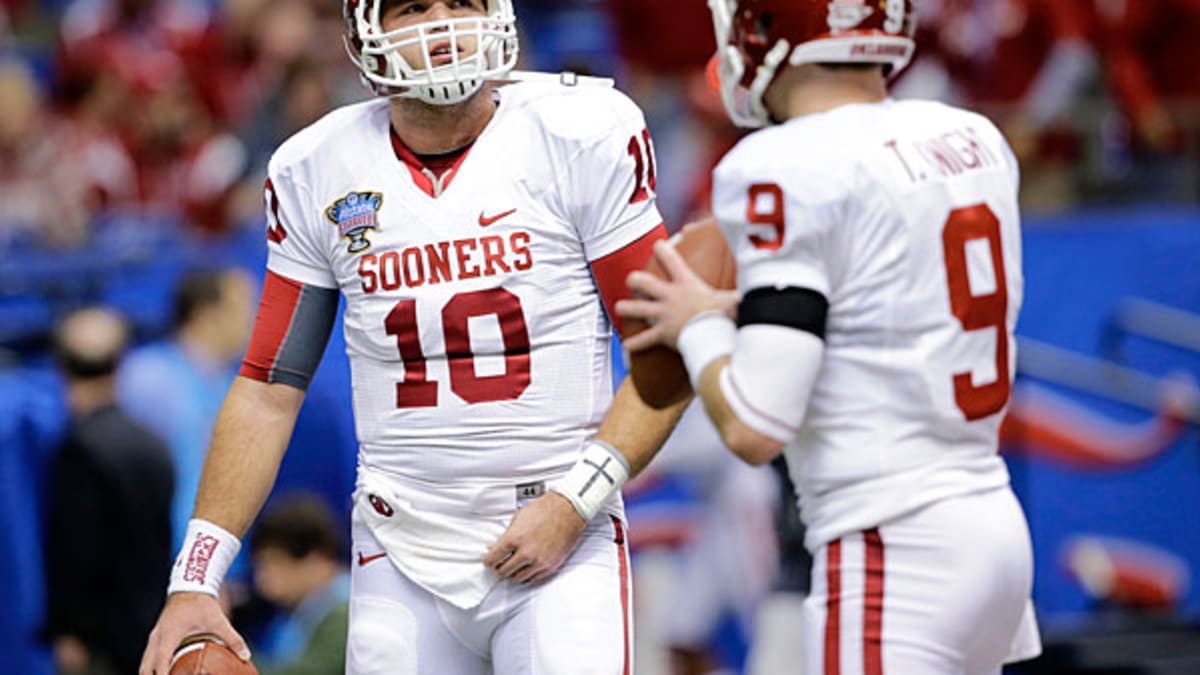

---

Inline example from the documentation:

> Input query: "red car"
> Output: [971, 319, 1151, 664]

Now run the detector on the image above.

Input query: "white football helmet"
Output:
[343, 0, 519, 105]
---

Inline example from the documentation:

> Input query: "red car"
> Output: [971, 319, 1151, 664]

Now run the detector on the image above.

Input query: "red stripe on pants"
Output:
[824, 538, 842, 675]
[612, 516, 631, 675]
[864, 529, 885, 675]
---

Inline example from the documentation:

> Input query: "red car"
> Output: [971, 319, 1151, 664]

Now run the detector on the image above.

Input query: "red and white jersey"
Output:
[263, 82, 662, 489]
[713, 99, 1023, 548]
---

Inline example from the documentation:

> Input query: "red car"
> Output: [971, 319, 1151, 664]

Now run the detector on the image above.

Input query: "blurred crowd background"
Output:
[2, 0, 1200, 674]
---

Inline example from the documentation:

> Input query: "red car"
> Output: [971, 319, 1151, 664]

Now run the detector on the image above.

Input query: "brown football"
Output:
[623, 217, 737, 409]
[169, 636, 258, 675]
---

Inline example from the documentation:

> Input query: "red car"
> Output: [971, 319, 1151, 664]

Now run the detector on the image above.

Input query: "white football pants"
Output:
[346, 515, 633, 675]
[803, 487, 1041, 675]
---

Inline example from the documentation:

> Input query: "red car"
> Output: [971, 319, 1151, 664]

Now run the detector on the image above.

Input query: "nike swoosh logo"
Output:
[357, 551, 388, 567]
[479, 208, 517, 227]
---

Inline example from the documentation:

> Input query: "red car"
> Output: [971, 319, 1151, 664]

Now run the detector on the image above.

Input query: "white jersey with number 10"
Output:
[264, 83, 662, 489]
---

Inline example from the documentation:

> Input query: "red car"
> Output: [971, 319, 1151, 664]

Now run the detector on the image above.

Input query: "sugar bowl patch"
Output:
[326, 191, 383, 254]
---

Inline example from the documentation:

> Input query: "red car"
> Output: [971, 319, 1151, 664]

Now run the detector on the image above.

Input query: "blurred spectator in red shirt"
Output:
[1090, 0, 1200, 152]
[897, 0, 1097, 161]
[60, 31, 249, 232]
[0, 59, 136, 249]
[604, 0, 720, 225]
[118, 58, 249, 232]
[54, 0, 340, 232]
[180, 0, 329, 129]
[57, 0, 327, 129]
[605, 0, 713, 78]
[56, 0, 210, 102]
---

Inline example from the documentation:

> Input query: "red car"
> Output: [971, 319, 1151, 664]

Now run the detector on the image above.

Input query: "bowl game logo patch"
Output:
[326, 191, 383, 253]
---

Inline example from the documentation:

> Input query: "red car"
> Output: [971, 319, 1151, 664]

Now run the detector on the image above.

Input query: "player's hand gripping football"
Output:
[617, 239, 740, 352]
[139, 591, 251, 675]
[485, 491, 587, 584]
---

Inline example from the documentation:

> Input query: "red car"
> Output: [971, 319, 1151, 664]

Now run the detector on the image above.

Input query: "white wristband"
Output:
[677, 310, 737, 389]
[168, 519, 241, 597]
[550, 441, 630, 522]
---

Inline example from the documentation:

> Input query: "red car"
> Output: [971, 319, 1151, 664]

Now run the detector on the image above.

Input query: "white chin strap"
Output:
[389, 70, 616, 105]
[404, 76, 486, 106]
[708, 0, 774, 129]
[501, 70, 615, 88]
[715, 40, 790, 129]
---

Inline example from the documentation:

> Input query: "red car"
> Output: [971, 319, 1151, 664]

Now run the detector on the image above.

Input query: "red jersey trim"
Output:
[389, 127, 474, 198]
[591, 224, 668, 336]
[239, 271, 302, 382]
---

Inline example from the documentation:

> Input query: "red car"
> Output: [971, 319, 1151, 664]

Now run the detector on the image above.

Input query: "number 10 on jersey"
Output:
[385, 288, 532, 408]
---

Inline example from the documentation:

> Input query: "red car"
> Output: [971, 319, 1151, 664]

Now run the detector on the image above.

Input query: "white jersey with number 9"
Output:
[712, 98, 1023, 549]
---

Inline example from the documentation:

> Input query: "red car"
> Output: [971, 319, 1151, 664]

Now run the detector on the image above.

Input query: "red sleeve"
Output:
[589, 224, 668, 335]
[239, 271, 338, 389]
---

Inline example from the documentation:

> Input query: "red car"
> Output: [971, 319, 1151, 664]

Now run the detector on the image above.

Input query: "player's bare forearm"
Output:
[696, 356, 784, 465]
[595, 378, 691, 477]
[192, 376, 305, 536]
[140, 378, 297, 675]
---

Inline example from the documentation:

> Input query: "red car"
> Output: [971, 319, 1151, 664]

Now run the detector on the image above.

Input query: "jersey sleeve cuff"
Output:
[583, 208, 664, 262]
[740, 264, 830, 301]
[267, 252, 338, 289]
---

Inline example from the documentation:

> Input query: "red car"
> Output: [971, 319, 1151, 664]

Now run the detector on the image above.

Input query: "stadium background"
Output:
[2, 0, 1199, 672]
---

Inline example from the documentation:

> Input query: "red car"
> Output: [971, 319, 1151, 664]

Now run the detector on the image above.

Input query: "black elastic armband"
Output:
[737, 287, 829, 339]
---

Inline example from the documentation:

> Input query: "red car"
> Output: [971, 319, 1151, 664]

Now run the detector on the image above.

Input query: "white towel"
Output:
[353, 466, 514, 610]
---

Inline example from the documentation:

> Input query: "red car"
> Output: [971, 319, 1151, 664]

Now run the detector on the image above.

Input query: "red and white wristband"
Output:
[168, 519, 241, 597]
[677, 310, 737, 389]
[550, 441, 630, 522]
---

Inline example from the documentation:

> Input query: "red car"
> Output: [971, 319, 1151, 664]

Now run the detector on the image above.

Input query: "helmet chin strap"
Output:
[747, 38, 792, 126]
[717, 36, 791, 129]
[716, 46, 756, 128]
[394, 69, 615, 106]
[501, 70, 615, 88]
[380, 77, 482, 106]
[413, 78, 485, 106]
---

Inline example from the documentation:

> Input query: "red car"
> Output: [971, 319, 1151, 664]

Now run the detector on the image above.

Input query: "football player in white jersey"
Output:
[139, 2, 689, 674]
[618, 1, 1042, 673]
